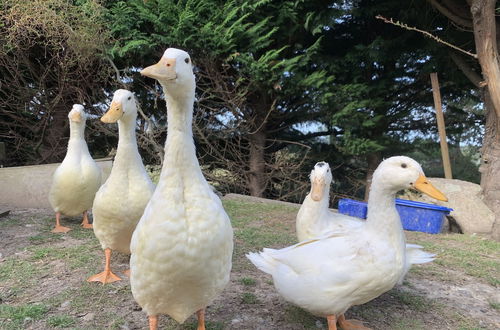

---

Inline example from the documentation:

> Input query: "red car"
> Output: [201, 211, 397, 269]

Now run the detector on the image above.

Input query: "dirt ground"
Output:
[0, 196, 499, 329]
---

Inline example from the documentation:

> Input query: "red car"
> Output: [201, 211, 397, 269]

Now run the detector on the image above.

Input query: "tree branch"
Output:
[449, 51, 483, 87]
[427, 0, 473, 29]
[375, 15, 478, 59]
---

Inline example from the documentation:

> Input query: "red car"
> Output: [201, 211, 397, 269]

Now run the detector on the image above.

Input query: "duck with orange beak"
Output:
[248, 156, 447, 330]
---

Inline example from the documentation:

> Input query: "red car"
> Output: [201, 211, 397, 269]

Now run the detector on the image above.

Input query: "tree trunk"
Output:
[480, 91, 500, 240]
[364, 152, 381, 201]
[248, 130, 267, 197]
[470, 0, 500, 240]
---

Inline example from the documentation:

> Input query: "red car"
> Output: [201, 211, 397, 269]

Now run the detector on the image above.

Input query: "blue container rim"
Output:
[339, 198, 453, 213]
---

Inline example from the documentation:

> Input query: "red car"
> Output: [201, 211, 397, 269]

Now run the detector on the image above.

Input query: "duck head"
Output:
[101, 89, 137, 124]
[141, 48, 195, 97]
[68, 104, 87, 124]
[372, 156, 448, 201]
[309, 161, 333, 201]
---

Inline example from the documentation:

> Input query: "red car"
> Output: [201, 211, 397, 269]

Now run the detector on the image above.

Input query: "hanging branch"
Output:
[375, 15, 478, 59]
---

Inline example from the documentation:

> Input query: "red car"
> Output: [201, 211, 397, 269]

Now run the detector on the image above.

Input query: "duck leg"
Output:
[196, 309, 206, 330]
[51, 212, 71, 233]
[337, 314, 371, 330]
[123, 269, 130, 277]
[148, 315, 158, 330]
[327, 315, 337, 330]
[87, 248, 121, 284]
[80, 211, 93, 229]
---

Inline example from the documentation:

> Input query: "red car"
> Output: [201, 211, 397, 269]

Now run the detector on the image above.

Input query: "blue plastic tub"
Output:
[337, 198, 453, 234]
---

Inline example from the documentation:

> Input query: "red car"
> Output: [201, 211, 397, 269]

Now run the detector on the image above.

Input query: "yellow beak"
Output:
[311, 178, 325, 201]
[413, 174, 448, 202]
[69, 111, 82, 123]
[141, 57, 177, 81]
[101, 101, 123, 123]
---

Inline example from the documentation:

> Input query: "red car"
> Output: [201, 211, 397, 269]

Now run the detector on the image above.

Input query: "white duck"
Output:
[48, 104, 101, 233]
[296, 161, 363, 242]
[130, 48, 233, 330]
[88, 89, 155, 284]
[248, 156, 447, 330]
[297, 161, 435, 283]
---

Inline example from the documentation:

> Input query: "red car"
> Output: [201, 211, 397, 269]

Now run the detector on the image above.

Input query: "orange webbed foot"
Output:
[338, 314, 371, 330]
[81, 211, 93, 229]
[87, 270, 121, 284]
[81, 222, 93, 229]
[52, 225, 71, 233]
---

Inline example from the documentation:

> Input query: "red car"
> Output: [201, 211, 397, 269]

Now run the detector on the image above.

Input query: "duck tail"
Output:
[246, 251, 276, 275]
[406, 244, 436, 264]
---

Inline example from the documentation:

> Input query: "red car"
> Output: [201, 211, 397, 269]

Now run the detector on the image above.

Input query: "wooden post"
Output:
[430, 73, 453, 179]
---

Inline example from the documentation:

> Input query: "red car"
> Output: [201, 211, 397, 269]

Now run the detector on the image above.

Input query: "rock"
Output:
[59, 300, 70, 309]
[83, 313, 95, 322]
[403, 178, 495, 235]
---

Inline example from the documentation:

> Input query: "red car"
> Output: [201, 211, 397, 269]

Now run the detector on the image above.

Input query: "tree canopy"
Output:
[0, 0, 486, 204]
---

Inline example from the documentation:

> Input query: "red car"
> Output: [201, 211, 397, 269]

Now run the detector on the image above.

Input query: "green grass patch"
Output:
[47, 314, 75, 327]
[241, 292, 259, 304]
[0, 217, 21, 228]
[181, 320, 225, 330]
[489, 301, 500, 310]
[392, 317, 425, 330]
[68, 226, 96, 240]
[0, 303, 48, 329]
[0, 258, 40, 283]
[239, 277, 256, 286]
[28, 232, 62, 245]
[407, 233, 500, 286]
[284, 305, 319, 328]
[28, 244, 100, 270]
[392, 291, 429, 312]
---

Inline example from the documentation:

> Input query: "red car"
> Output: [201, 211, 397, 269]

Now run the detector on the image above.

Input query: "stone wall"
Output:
[0, 158, 112, 209]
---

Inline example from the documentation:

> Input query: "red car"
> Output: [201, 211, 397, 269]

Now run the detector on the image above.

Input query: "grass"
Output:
[0, 303, 48, 329]
[239, 277, 256, 286]
[223, 199, 297, 270]
[391, 291, 429, 312]
[406, 232, 500, 286]
[489, 301, 500, 310]
[27, 239, 100, 270]
[392, 317, 425, 330]
[46, 315, 75, 327]
[284, 305, 319, 328]
[241, 292, 259, 304]
[0, 258, 41, 284]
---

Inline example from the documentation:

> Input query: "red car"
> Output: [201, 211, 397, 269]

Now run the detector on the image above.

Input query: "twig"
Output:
[375, 15, 478, 59]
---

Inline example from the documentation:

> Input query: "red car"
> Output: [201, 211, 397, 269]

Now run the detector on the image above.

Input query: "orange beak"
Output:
[413, 174, 448, 202]
[141, 57, 177, 81]
[311, 178, 325, 201]
[69, 111, 82, 123]
[101, 101, 123, 123]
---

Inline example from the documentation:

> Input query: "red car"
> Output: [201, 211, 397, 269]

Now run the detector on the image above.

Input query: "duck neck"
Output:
[162, 90, 198, 170]
[315, 185, 333, 227]
[114, 116, 142, 167]
[365, 182, 405, 247]
[306, 185, 330, 218]
[66, 121, 88, 156]
[69, 121, 85, 141]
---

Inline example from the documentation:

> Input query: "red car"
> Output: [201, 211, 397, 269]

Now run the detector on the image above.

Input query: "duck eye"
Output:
[184, 58, 190, 64]
[127, 96, 131, 100]
[401, 163, 407, 168]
